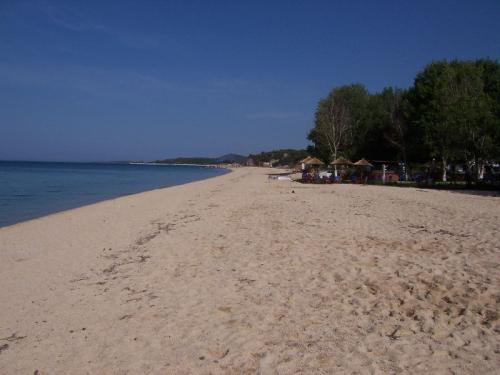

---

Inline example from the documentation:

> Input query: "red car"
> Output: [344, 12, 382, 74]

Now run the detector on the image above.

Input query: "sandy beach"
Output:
[0, 167, 499, 374]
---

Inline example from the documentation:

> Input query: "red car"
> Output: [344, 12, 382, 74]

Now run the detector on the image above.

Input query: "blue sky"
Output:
[1, 0, 499, 161]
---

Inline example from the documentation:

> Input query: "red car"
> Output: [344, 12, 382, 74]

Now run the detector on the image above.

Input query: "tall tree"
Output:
[384, 88, 408, 165]
[475, 59, 500, 161]
[355, 87, 408, 163]
[408, 62, 457, 181]
[408, 60, 499, 181]
[308, 84, 368, 166]
[448, 63, 493, 179]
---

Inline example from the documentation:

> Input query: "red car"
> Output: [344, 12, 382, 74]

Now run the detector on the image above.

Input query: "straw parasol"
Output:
[353, 158, 372, 183]
[354, 158, 373, 167]
[301, 156, 313, 164]
[330, 157, 353, 166]
[304, 157, 324, 166]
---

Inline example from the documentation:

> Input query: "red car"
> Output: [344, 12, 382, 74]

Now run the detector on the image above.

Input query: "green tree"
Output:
[308, 59, 500, 182]
[450, 63, 494, 180]
[475, 59, 500, 161]
[408, 62, 457, 181]
[308, 84, 369, 166]
[408, 60, 499, 181]
[354, 87, 408, 163]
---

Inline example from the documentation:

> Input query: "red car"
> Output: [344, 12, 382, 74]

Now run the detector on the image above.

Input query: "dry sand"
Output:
[0, 167, 499, 374]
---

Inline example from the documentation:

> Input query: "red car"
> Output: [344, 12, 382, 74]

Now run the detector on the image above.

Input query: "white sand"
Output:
[0, 167, 499, 374]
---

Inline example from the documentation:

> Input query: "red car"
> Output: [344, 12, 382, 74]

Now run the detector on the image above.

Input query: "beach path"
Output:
[0, 167, 499, 374]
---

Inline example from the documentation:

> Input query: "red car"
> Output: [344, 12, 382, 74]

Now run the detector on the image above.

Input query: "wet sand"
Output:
[0, 167, 499, 374]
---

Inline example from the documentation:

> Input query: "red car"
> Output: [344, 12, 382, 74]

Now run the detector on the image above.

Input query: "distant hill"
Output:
[154, 150, 307, 166]
[154, 153, 247, 165]
[214, 154, 247, 164]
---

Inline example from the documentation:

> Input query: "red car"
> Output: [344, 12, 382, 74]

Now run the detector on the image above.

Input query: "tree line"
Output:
[248, 149, 309, 167]
[307, 59, 500, 181]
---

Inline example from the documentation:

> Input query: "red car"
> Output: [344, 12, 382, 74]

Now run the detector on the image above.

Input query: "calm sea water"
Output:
[0, 161, 228, 227]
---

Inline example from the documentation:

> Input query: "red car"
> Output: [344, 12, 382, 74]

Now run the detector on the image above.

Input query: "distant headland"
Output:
[150, 150, 309, 168]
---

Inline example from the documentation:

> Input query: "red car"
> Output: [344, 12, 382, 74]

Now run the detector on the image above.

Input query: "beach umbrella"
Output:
[304, 157, 324, 166]
[354, 158, 373, 167]
[330, 157, 353, 166]
[330, 157, 352, 180]
[354, 158, 372, 183]
[300, 156, 312, 171]
[300, 156, 313, 163]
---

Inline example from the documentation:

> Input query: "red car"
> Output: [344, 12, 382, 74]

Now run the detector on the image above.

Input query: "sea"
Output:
[0, 161, 228, 227]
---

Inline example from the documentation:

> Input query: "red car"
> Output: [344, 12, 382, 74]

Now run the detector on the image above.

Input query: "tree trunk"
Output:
[465, 157, 473, 186]
[472, 157, 483, 183]
[442, 157, 447, 182]
[402, 149, 408, 181]
[332, 148, 338, 177]
[478, 161, 484, 180]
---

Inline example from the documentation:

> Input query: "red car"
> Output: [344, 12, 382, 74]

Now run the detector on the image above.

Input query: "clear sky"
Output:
[1, 0, 499, 161]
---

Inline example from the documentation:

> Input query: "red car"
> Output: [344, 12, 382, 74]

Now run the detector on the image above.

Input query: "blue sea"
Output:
[0, 161, 228, 227]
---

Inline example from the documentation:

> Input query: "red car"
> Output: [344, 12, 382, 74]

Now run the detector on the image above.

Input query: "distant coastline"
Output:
[152, 153, 248, 166]
[129, 162, 222, 168]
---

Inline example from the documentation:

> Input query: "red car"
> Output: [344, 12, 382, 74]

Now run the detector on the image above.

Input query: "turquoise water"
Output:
[0, 161, 228, 227]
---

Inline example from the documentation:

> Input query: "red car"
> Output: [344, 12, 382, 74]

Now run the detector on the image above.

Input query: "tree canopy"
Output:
[307, 59, 500, 180]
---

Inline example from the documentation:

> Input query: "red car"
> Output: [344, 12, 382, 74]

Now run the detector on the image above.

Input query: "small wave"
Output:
[12, 194, 36, 197]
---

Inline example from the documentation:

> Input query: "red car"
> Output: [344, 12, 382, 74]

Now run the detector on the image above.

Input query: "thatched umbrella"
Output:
[305, 157, 324, 166]
[300, 156, 323, 171]
[354, 158, 372, 183]
[354, 158, 373, 167]
[329, 157, 352, 180]
[301, 156, 313, 164]
[330, 157, 353, 166]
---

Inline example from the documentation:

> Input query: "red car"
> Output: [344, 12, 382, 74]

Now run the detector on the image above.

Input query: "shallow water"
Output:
[0, 161, 228, 227]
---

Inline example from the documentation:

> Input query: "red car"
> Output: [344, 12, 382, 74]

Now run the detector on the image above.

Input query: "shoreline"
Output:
[0, 166, 232, 230]
[0, 167, 498, 373]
